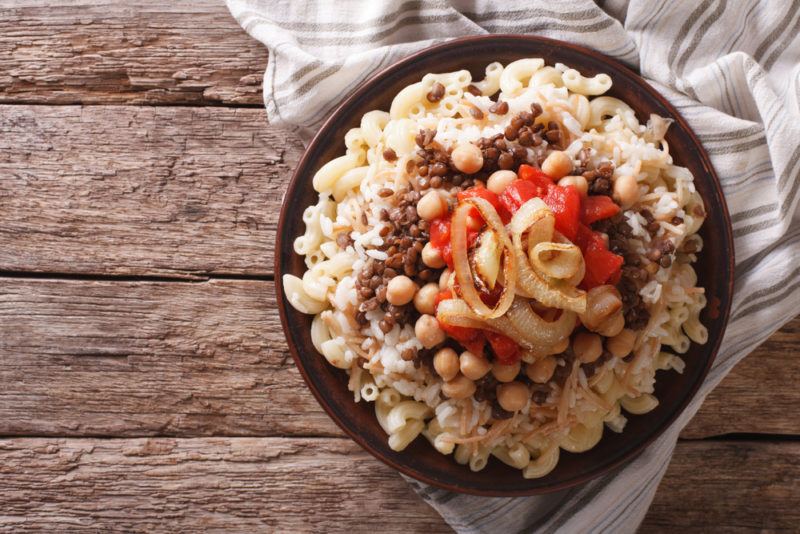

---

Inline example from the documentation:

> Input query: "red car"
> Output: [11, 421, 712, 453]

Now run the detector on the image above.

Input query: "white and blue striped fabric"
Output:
[226, 0, 800, 531]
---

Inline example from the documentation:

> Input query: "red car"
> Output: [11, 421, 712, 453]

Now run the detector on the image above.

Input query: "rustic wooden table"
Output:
[1, 2, 798, 532]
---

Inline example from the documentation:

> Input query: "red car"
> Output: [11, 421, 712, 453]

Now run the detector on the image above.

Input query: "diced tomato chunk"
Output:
[498, 179, 542, 215]
[443, 324, 486, 357]
[429, 217, 451, 249]
[430, 216, 453, 269]
[458, 185, 511, 223]
[457, 186, 500, 210]
[498, 169, 580, 241]
[485, 331, 520, 365]
[429, 215, 479, 270]
[518, 164, 554, 191]
[434, 289, 486, 356]
[575, 223, 623, 289]
[581, 195, 620, 225]
[543, 184, 581, 242]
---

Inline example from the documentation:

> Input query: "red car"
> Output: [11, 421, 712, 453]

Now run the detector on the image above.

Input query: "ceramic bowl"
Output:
[275, 35, 734, 496]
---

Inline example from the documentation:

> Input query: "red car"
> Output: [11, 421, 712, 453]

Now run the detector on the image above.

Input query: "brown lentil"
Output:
[466, 84, 482, 97]
[401, 348, 417, 361]
[382, 148, 397, 162]
[467, 103, 485, 120]
[489, 100, 509, 114]
[426, 82, 445, 103]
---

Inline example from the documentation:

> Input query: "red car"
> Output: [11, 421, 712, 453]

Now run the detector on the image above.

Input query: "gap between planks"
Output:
[0, 270, 275, 283]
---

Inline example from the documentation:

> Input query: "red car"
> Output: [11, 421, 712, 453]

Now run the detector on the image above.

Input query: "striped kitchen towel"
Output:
[226, 0, 800, 532]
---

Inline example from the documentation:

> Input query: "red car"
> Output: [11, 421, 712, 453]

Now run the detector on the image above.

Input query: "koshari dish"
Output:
[283, 58, 708, 478]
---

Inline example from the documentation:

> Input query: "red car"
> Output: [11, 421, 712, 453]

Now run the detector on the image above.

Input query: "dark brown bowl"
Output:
[275, 35, 734, 496]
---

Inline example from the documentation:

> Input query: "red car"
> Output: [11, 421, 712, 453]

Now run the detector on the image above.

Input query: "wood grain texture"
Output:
[0, 278, 340, 438]
[642, 440, 800, 533]
[682, 316, 800, 439]
[0, 1, 266, 106]
[0, 437, 796, 533]
[0, 105, 303, 278]
[0, 437, 452, 533]
[1, 278, 797, 440]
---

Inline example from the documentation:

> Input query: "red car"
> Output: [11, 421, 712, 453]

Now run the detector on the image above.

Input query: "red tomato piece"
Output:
[581, 195, 621, 225]
[444, 324, 486, 357]
[434, 289, 486, 356]
[429, 216, 453, 268]
[575, 224, 623, 289]
[429, 217, 451, 249]
[543, 184, 581, 242]
[582, 245, 624, 289]
[458, 185, 511, 223]
[485, 331, 520, 365]
[457, 186, 501, 210]
[498, 179, 542, 215]
[428, 215, 480, 270]
[518, 164, 553, 191]
[574, 223, 598, 251]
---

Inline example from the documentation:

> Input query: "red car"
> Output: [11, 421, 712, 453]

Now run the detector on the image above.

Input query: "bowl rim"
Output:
[275, 34, 735, 496]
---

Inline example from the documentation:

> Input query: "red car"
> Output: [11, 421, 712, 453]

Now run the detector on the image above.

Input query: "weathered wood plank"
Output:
[0, 105, 303, 278]
[0, 1, 266, 106]
[643, 440, 800, 533]
[1, 278, 798, 439]
[682, 316, 800, 439]
[0, 437, 796, 532]
[0, 437, 452, 533]
[0, 278, 340, 437]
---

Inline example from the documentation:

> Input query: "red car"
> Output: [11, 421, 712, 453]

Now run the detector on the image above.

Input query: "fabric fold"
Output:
[226, 0, 800, 531]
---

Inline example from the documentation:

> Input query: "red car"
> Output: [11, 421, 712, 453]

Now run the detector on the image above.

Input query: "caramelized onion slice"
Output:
[435, 298, 489, 330]
[507, 198, 586, 313]
[451, 197, 516, 318]
[512, 237, 587, 314]
[506, 298, 576, 346]
[436, 298, 552, 352]
[530, 242, 584, 280]
[510, 198, 552, 237]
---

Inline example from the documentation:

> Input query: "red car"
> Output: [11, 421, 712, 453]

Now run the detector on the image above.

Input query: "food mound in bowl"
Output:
[283, 59, 708, 478]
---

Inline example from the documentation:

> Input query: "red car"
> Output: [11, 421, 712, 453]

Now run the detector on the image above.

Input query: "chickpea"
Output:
[414, 314, 446, 348]
[421, 242, 446, 268]
[573, 332, 603, 363]
[386, 275, 417, 306]
[487, 170, 517, 194]
[548, 336, 570, 355]
[459, 351, 491, 380]
[491, 360, 521, 383]
[597, 311, 625, 337]
[496, 381, 529, 412]
[414, 283, 439, 315]
[526, 356, 557, 383]
[433, 347, 459, 381]
[416, 190, 446, 221]
[442, 374, 476, 399]
[541, 150, 572, 179]
[613, 174, 640, 209]
[439, 268, 452, 290]
[607, 328, 636, 358]
[451, 143, 484, 174]
[558, 175, 588, 197]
